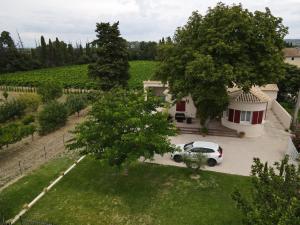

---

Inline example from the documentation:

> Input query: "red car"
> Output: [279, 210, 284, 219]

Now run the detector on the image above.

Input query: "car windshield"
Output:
[184, 142, 194, 151]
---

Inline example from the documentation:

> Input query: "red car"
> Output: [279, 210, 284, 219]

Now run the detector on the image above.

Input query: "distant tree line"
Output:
[0, 30, 158, 74]
[0, 31, 97, 74]
[127, 41, 158, 60]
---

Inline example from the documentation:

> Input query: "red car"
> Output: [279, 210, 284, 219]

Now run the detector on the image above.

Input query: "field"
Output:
[0, 61, 157, 89]
[1, 157, 251, 225]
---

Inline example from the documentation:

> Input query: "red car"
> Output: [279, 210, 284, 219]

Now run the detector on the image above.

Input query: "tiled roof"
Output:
[283, 48, 300, 57]
[259, 84, 279, 91]
[229, 87, 270, 103]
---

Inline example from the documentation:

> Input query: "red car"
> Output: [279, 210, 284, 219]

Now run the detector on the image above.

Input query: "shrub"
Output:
[0, 99, 26, 123]
[18, 94, 41, 112]
[22, 114, 35, 125]
[65, 95, 86, 116]
[38, 101, 68, 135]
[182, 153, 207, 174]
[0, 122, 36, 149]
[37, 82, 63, 103]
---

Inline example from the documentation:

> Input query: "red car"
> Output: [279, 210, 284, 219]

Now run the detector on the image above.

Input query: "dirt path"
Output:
[0, 108, 89, 187]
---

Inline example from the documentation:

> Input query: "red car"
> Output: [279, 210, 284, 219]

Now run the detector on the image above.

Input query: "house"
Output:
[284, 47, 300, 67]
[144, 80, 292, 137]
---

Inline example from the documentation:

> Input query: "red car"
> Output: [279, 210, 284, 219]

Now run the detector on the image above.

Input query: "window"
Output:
[176, 101, 186, 112]
[240, 111, 251, 122]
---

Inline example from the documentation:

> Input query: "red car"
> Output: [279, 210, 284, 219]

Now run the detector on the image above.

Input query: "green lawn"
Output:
[0, 61, 157, 89]
[12, 157, 250, 225]
[0, 157, 73, 220]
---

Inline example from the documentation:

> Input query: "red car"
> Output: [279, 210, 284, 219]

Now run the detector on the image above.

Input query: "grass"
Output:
[0, 157, 73, 220]
[13, 157, 251, 225]
[0, 61, 158, 89]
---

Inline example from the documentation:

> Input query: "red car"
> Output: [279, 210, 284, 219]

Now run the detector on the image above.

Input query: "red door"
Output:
[252, 111, 258, 124]
[234, 110, 240, 123]
[176, 101, 186, 112]
[228, 109, 234, 122]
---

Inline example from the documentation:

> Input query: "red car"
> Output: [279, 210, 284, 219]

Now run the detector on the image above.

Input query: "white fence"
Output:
[271, 100, 292, 129]
[287, 137, 299, 161]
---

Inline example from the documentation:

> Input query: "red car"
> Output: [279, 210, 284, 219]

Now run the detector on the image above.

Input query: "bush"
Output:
[65, 95, 86, 116]
[18, 94, 41, 112]
[182, 153, 207, 173]
[22, 114, 35, 125]
[38, 101, 68, 135]
[0, 122, 36, 149]
[37, 82, 63, 103]
[0, 99, 26, 123]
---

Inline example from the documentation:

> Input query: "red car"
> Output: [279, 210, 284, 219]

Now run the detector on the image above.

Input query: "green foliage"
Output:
[0, 122, 36, 149]
[128, 41, 157, 60]
[38, 101, 68, 135]
[278, 63, 300, 101]
[65, 94, 87, 116]
[88, 22, 130, 90]
[68, 88, 176, 169]
[182, 153, 207, 173]
[22, 114, 35, 125]
[37, 82, 63, 103]
[0, 99, 26, 123]
[2, 90, 8, 100]
[156, 3, 288, 122]
[232, 156, 300, 225]
[18, 93, 41, 112]
[0, 61, 157, 89]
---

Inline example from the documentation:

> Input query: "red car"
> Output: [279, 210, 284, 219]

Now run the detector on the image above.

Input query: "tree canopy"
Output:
[278, 63, 300, 102]
[67, 88, 175, 169]
[156, 3, 288, 123]
[232, 156, 300, 225]
[88, 22, 130, 91]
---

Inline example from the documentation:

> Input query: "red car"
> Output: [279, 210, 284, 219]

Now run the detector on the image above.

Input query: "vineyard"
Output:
[0, 61, 157, 89]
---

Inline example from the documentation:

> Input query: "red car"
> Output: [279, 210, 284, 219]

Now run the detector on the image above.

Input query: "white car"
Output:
[171, 141, 223, 167]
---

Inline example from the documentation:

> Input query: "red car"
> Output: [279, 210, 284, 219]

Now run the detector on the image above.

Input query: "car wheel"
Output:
[207, 158, 217, 167]
[173, 155, 183, 162]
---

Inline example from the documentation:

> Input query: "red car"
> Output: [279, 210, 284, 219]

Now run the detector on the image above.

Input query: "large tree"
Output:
[232, 156, 300, 225]
[67, 88, 175, 169]
[156, 3, 288, 124]
[88, 22, 130, 91]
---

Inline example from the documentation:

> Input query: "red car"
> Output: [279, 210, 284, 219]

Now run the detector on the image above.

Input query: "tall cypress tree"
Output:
[88, 22, 129, 90]
[40, 36, 47, 66]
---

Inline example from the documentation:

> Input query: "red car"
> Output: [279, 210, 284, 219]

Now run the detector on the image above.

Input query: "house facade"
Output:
[284, 47, 300, 67]
[144, 81, 291, 137]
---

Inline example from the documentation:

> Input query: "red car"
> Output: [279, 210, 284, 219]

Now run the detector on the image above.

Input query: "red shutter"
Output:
[252, 111, 258, 124]
[228, 109, 234, 122]
[258, 111, 264, 124]
[176, 101, 186, 112]
[234, 110, 240, 123]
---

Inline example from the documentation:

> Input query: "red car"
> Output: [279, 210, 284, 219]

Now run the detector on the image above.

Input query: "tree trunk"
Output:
[293, 89, 300, 128]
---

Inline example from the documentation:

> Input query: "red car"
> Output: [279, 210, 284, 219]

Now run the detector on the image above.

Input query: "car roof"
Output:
[192, 141, 219, 150]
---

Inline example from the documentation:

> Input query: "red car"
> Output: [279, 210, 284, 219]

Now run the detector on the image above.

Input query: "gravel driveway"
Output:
[149, 112, 292, 176]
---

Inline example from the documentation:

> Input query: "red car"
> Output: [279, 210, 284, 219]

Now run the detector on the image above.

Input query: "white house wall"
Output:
[271, 100, 292, 129]
[169, 95, 197, 118]
[221, 101, 268, 137]
[285, 57, 300, 67]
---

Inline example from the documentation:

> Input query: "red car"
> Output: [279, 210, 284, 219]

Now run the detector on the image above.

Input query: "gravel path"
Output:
[0, 108, 88, 187]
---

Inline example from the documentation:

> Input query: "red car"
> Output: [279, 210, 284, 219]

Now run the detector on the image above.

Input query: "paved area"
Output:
[149, 111, 293, 176]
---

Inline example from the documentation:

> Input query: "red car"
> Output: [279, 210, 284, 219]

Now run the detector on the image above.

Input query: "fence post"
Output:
[63, 134, 65, 145]
[44, 146, 47, 159]
[18, 161, 22, 175]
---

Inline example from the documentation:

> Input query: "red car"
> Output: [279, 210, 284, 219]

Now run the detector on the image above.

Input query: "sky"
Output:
[1, 0, 300, 47]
